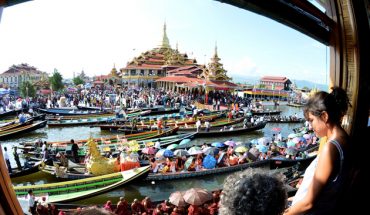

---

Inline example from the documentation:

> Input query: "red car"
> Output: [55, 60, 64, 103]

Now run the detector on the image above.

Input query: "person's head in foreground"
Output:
[219, 168, 287, 215]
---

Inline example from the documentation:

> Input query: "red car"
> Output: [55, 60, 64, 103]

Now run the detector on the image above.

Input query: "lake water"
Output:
[6, 105, 304, 205]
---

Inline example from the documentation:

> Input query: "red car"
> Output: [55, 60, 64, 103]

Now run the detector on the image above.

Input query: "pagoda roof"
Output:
[156, 76, 239, 90]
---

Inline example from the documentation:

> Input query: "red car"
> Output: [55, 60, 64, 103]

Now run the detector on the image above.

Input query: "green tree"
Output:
[73, 76, 85, 85]
[49, 69, 64, 91]
[20, 81, 36, 98]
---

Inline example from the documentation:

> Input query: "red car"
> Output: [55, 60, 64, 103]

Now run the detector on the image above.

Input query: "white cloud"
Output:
[225, 56, 260, 78]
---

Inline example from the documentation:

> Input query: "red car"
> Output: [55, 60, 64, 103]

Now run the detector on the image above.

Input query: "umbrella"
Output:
[145, 142, 154, 147]
[179, 139, 191, 145]
[211, 142, 225, 148]
[163, 149, 174, 158]
[235, 141, 243, 146]
[188, 146, 203, 155]
[287, 141, 296, 148]
[174, 149, 189, 157]
[202, 147, 219, 156]
[276, 141, 287, 148]
[183, 188, 212, 206]
[217, 152, 225, 163]
[286, 147, 298, 156]
[184, 157, 194, 169]
[256, 144, 268, 153]
[288, 133, 297, 139]
[169, 191, 186, 207]
[292, 137, 301, 144]
[142, 147, 156, 155]
[155, 149, 166, 158]
[250, 139, 258, 145]
[303, 134, 312, 140]
[258, 137, 272, 146]
[203, 155, 217, 169]
[224, 140, 236, 147]
[272, 127, 282, 132]
[234, 145, 248, 153]
[166, 144, 179, 150]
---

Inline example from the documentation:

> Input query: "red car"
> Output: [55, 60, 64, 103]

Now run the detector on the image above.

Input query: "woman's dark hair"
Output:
[219, 168, 287, 215]
[303, 86, 350, 124]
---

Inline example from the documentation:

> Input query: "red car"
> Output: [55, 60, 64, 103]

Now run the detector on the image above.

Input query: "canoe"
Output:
[96, 113, 223, 131]
[189, 122, 267, 137]
[20, 127, 179, 147]
[269, 146, 319, 170]
[0, 114, 46, 132]
[266, 119, 305, 123]
[0, 121, 47, 140]
[177, 117, 245, 132]
[10, 159, 52, 179]
[42, 157, 269, 181]
[46, 113, 115, 121]
[38, 108, 108, 116]
[251, 110, 282, 116]
[14, 166, 150, 203]
[146, 159, 270, 181]
[47, 116, 116, 127]
[286, 103, 305, 108]
[28, 132, 196, 160]
[0, 109, 22, 119]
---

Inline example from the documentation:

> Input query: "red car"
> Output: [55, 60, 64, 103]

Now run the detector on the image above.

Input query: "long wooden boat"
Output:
[46, 113, 116, 121]
[286, 103, 305, 108]
[177, 117, 245, 132]
[269, 146, 319, 171]
[140, 107, 180, 116]
[145, 159, 270, 181]
[77, 105, 113, 112]
[20, 127, 179, 147]
[251, 110, 282, 116]
[96, 113, 223, 131]
[189, 121, 267, 138]
[266, 118, 305, 123]
[0, 121, 47, 140]
[0, 114, 46, 132]
[14, 166, 150, 203]
[47, 116, 116, 127]
[38, 108, 108, 116]
[27, 132, 196, 159]
[0, 109, 22, 119]
[10, 159, 52, 179]
[42, 157, 269, 181]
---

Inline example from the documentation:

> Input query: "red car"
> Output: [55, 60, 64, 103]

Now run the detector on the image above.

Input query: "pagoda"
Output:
[199, 43, 231, 81]
[120, 23, 197, 88]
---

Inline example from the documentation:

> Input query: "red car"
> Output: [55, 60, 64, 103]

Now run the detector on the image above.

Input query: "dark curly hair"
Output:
[303, 86, 350, 124]
[219, 168, 287, 215]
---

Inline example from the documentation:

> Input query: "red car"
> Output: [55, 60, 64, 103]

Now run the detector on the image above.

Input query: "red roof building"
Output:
[259, 76, 292, 90]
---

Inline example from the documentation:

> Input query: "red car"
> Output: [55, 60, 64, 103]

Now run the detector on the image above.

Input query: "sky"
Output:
[0, 0, 329, 85]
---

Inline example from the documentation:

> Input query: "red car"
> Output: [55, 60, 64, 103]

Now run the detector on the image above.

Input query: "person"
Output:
[3, 147, 12, 173]
[219, 168, 287, 215]
[26, 189, 36, 214]
[205, 120, 210, 132]
[13, 146, 22, 171]
[284, 87, 351, 215]
[70, 139, 79, 163]
[115, 197, 129, 215]
[103, 200, 113, 212]
[195, 119, 201, 132]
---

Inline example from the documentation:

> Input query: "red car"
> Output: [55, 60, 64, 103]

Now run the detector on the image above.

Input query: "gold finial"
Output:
[161, 22, 171, 49]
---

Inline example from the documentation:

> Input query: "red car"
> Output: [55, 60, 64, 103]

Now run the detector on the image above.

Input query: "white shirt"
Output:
[196, 120, 201, 128]
[154, 141, 161, 149]
[27, 194, 35, 208]
[4, 150, 9, 160]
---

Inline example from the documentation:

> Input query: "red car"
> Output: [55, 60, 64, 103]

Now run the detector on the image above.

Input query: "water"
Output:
[4, 105, 304, 204]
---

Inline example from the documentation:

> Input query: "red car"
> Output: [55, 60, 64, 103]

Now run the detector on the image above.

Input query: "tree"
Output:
[49, 69, 64, 92]
[20, 81, 36, 98]
[73, 76, 85, 86]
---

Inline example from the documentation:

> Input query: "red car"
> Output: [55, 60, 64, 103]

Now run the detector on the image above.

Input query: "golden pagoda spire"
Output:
[214, 41, 218, 58]
[161, 22, 171, 49]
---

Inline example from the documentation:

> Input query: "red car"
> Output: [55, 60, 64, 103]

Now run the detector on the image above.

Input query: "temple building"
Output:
[259, 76, 291, 90]
[156, 44, 238, 103]
[120, 23, 197, 88]
[0, 63, 48, 89]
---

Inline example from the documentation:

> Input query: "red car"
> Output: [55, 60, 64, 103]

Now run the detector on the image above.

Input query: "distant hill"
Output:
[230, 75, 328, 91]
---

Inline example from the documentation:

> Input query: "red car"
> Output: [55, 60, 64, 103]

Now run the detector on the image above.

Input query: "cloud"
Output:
[225, 56, 260, 78]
